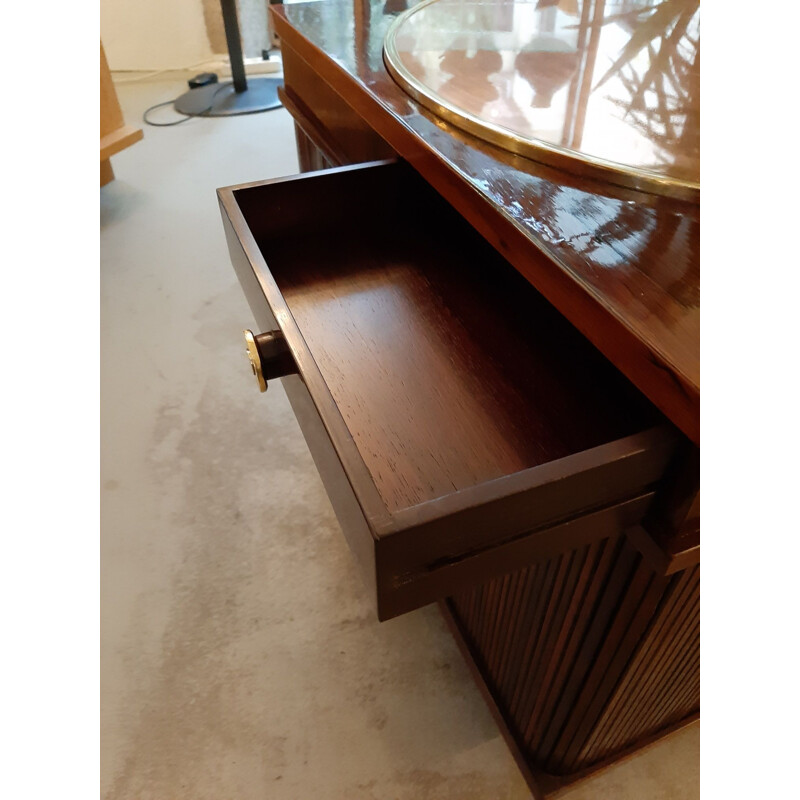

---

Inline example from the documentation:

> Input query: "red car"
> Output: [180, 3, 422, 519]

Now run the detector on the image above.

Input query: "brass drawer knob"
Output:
[243, 329, 296, 392]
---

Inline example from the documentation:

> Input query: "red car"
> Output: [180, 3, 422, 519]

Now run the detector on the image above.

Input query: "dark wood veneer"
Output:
[222, 3, 700, 790]
[449, 533, 699, 784]
[218, 159, 676, 620]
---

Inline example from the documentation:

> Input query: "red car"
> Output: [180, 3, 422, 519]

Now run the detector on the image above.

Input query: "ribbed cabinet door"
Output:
[449, 534, 700, 777]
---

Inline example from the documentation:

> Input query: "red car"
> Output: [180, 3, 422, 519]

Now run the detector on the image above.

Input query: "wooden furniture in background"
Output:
[100, 41, 142, 186]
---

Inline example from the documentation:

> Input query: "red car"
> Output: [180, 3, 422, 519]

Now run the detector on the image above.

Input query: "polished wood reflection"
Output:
[272, 0, 699, 443]
[385, 0, 699, 197]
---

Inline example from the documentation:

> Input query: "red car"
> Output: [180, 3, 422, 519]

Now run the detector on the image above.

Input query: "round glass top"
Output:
[384, 0, 700, 200]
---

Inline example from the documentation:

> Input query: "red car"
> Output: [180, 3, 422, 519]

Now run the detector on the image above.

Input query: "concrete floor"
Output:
[101, 76, 700, 799]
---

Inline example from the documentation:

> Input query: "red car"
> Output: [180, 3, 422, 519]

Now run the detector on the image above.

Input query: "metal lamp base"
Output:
[173, 76, 283, 117]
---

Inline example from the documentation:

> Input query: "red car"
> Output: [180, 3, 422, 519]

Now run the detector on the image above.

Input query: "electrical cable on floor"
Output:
[143, 85, 226, 126]
[143, 99, 192, 126]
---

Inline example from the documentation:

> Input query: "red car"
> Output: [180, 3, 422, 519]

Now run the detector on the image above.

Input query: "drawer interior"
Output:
[230, 161, 659, 514]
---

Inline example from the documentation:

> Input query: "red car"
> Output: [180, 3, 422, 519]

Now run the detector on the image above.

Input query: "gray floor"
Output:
[101, 76, 699, 799]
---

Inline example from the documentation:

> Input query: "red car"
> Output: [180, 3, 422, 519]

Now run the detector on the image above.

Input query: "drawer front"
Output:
[283, 373, 378, 598]
[221, 192, 380, 597]
[219, 160, 678, 620]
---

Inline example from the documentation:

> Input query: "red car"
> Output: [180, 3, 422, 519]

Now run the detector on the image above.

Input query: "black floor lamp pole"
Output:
[221, 0, 248, 93]
[173, 0, 282, 117]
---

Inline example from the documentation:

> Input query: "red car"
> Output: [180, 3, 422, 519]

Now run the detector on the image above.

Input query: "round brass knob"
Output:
[244, 329, 268, 392]
[243, 329, 297, 393]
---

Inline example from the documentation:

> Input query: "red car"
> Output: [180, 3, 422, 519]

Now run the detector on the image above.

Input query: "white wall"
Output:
[101, 0, 216, 71]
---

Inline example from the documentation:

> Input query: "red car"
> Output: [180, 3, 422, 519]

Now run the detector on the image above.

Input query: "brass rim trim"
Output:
[383, 0, 699, 203]
[244, 329, 268, 393]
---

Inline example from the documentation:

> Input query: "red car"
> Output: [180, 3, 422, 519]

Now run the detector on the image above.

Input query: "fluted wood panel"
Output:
[450, 533, 699, 777]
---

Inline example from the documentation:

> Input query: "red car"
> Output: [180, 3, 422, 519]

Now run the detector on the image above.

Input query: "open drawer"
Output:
[218, 160, 677, 620]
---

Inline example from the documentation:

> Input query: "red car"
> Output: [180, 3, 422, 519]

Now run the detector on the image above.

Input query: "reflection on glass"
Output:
[384, 0, 700, 198]
[593, 0, 700, 176]
[441, 46, 503, 105]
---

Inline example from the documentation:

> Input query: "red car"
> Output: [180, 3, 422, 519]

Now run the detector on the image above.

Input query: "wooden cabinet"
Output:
[218, 2, 700, 794]
[100, 42, 142, 186]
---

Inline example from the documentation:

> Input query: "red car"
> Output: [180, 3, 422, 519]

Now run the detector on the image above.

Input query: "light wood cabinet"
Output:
[100, 42, 142, 186]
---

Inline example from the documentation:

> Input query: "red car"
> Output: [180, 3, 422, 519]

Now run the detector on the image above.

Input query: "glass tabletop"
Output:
[384, 0, 700, 200]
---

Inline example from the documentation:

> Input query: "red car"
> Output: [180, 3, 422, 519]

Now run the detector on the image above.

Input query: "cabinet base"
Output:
[439, 570, 699, 798]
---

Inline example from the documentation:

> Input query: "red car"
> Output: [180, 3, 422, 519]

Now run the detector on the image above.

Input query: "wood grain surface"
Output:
[220, 160, 682, 619]
[230, 159, 659, 512]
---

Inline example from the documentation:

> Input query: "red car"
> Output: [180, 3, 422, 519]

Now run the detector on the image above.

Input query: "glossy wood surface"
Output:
[385, 0, 699, 197]
[271, 0, 700, 444]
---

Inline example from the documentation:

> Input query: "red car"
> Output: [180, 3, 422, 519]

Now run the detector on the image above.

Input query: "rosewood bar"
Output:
[219, 1, 699, 794]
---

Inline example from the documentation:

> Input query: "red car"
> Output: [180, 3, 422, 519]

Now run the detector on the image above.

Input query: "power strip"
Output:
[203, 55, 282, 77]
